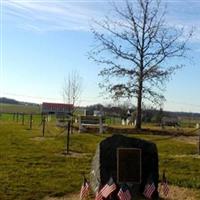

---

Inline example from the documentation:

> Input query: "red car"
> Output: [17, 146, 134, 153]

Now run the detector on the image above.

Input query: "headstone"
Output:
[90, 134, 159, 199]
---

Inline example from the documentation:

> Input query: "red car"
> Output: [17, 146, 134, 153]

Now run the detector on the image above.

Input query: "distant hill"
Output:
[0, 97, 20, 105]
[0, 97, 41, 114]
[0, 97, 39, 106]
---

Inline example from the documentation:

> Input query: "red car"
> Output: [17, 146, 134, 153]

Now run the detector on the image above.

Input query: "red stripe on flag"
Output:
[143, 182, 155, 199]
[95, 191, 103, 200]
[101, 182, 117, 198]
[118, 188, 131, 200]
[80, 180, 90, 200]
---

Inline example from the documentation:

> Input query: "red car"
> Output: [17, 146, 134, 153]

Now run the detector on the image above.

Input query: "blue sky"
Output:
[1, 0, 200, 113]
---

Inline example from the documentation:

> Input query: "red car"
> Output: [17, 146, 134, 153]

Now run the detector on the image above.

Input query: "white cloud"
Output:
[2, 0, 106, 32]
[3, 0, 200, 42]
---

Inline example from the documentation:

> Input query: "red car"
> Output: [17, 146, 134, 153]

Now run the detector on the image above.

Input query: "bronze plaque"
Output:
[117, 148, 141, 184]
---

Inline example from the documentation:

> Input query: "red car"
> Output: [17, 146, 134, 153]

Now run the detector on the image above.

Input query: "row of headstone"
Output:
[121, 117, 133, 126]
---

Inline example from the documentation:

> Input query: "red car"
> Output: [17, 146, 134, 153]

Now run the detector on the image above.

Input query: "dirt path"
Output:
[43, 185, 199, 200]
[43, 193, 79, 200]
[159, 185, 199, 200]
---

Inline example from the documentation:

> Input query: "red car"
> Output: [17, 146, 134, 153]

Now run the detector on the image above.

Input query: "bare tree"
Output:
[89, 0, 192, 129]
[63, 70, 82, 110]
[63, 71, 82, 133]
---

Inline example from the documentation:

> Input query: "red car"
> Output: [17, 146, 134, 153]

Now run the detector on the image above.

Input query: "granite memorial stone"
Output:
[90, 134, 159, 199]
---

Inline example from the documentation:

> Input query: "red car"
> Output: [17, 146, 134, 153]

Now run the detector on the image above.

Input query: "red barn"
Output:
[42, 102, 73, 114]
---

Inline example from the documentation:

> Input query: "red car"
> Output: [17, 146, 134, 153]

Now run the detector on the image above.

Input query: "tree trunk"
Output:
[135, 81, 143, 130]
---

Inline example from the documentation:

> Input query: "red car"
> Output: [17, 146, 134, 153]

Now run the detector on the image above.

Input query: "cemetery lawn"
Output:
[0, 121, 200, 200]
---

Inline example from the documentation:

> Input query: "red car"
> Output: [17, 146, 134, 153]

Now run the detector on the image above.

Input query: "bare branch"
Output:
[89, 0, 192, 129]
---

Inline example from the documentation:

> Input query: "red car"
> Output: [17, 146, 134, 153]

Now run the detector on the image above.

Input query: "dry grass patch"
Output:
[43, 193, 79, 200]
[173, 136, 199, 145]
[31, 136, 55, 141]
[44, 185, 200, 200]
[55, 151, 91, 158]
[159, 185, 200, 200]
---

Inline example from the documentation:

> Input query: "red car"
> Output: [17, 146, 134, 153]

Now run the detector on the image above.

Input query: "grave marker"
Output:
[90, 134, 159, 199]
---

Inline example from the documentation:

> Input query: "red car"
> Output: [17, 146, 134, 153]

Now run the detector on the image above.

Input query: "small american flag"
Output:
[161, 171, 169, 196]
[100, 177, 117, 198]
[80, 177, 90, 200]
[143, 182, 155, 199]
[117, 184, 131, 200]
[95, 191, 103, 200]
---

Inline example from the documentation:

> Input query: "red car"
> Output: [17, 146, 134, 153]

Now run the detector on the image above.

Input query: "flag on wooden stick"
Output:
[161, 171, 169, 196]
[143, 181, 156, 199]
[95, 191, 103, 200]
[100, 177, 117, 198]
[117, 184, 131, 200]
[80, 177, 90, 200]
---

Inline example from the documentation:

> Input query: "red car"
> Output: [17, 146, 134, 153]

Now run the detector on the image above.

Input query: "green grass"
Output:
[0, 119, 200, 200]
[0, 121, 103, 200]
[140, 135, 200, 188]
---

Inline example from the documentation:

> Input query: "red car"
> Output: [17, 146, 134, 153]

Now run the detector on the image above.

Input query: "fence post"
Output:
[16, 112, 19, 123]
[79, 116, 82, 133]
[198, 134, 200, 155]
[66, 121, 71, 154]
[99, 116, 103, 134]
[198, 129, 200, 155]
[196, 124, 200, 155]
[29, 114, 33, 130]
[22, 113, 25, 125]
[42, 115, 46, 137]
